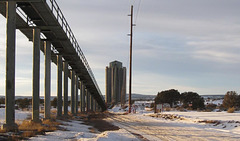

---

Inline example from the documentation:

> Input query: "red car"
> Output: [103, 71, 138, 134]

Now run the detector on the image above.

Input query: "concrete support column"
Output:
[63, 62, 68, 116]
[81, 82, 85, 113]
[86, 90, 90, 112]
[96, 103, 99, 112]
[32, 28, 41, 122]
[105, 67, 111, 106]
[75, 75, 78, 114]
[44, 41, 51, 119]
[90, 95, 93, 111]
[93, 99, 96, 112]
[3, 1, 17, 130]
[57, 55, 63, 117]
[79, 81, 82, 112]
[71, 70, 75, 114]
[94, 100, 97, 112]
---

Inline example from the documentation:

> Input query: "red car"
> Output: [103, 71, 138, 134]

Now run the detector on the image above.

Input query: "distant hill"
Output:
[201, 95, 224, 99]
[0, 94, 225, 101]
[102, 93, 156, 101]
[126, 93, 156, 101]
[0, 96, 59, 101]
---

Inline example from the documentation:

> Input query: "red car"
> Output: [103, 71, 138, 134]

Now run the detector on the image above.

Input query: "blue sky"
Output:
[0, 0, 240, 96]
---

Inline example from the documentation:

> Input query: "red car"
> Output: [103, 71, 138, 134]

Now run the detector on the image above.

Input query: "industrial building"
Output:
[105, 61, 126, 106]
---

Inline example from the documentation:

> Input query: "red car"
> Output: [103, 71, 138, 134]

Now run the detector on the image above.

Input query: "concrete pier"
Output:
[44, 41, 51, 119]
[63, 62, 68, 116]
[80, 82, 85, 113]
[93, 99, 96, 112]
[71, 70, 75, 114]
[79, 81, 82, 112]
[3, 1, 18, 130]
[57, 55, 63, 118]
[86, 90, 90, 112]
[96, 103, 99, 112]
[90, 95, 93, 111]
[75, 75, 78, 114]
[0, 0, 106, 120]
[105, 67, 111, 105]
[32, 28, 41, 123]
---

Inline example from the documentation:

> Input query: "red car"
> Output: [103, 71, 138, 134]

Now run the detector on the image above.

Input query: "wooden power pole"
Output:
[129, 5, 133, 113]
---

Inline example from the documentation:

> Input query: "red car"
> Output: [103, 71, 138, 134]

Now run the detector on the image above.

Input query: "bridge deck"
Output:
[0, 0, 106, 110]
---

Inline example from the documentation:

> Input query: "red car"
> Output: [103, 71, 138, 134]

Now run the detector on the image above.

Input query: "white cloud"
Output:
[1, 0, 240, 96]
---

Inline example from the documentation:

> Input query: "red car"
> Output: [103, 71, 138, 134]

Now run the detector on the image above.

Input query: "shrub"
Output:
[227, 107, 235, 113]
[165, 107, 171, 111]
[0, 98, 5, 104]
[206, 103, 217, 111]
[150, 103, 154, 108]
[223, 91, 238, 109]
[176, 107, 185, 111]
[155, 89, 180, 107]
[180, 92, 205, 110]
[16, 98, 31, 110]
[51, 97, 57, 108]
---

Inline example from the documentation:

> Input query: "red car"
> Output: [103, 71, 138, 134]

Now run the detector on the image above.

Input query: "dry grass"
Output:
[19, 121, 44, 132]
[21, 131, 37, 138]
[26, 114, 32, 120]
[203, 109, 212, 112]
[164, 108, 171, 111]
[198, 120, 221, 125]
[51, 109, 57, 114]
[0, 128, 6, 133]
[16, 119, 61, 138]
[42, 119, 61, 131]
[176, 107, 185, 111]
[227, 107, 235, 113]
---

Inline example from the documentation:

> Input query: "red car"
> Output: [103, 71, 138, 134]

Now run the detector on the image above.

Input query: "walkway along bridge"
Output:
[0, 0, 106, 130]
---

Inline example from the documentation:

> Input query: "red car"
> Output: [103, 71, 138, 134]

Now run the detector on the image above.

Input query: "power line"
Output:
[131, 0, 136, 5]
[135, 0, 142, 25]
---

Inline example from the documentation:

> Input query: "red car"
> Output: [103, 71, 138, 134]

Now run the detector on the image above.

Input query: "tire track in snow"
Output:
[108, 114, 174, 141]
[106, 113, 240, 141]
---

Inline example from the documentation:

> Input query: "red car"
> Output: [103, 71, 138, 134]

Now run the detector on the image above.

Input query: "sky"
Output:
[0, 0, 240, 96]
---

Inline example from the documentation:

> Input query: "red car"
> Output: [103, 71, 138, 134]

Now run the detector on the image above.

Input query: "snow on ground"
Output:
[0, 108, 139, 141]
[158, 111, 240, 134]
[2, 104, 240, 140]
[110, 105, 240, 137]
[29, 120, 138, 141]
[108, 111, 240, 140]
[205, 99, 223, 106]
[0, 108, 32, 125]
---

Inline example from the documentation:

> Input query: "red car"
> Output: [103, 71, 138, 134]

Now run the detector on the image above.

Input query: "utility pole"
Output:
[128, 5, 134, 113]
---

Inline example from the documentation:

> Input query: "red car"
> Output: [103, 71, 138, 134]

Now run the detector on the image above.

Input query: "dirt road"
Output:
[106, 113, 240, 141]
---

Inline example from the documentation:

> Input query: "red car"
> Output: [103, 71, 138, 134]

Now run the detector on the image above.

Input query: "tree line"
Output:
[154, 89, 204, 110]
[0, 97, 65, 110]
[155, 89, 240, 111]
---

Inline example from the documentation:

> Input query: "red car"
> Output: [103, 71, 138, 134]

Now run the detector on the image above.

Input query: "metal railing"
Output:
[46, 0, 103, 99]
[16, 0, 103, 100]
